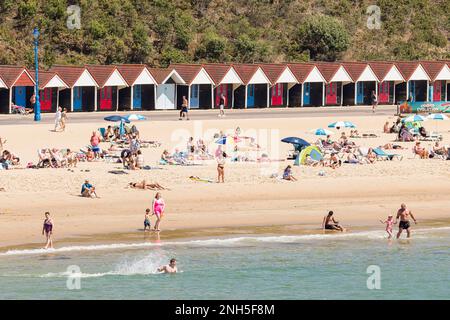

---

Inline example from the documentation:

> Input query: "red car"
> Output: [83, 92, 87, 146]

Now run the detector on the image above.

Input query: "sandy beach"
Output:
[1, 110, 450, 250]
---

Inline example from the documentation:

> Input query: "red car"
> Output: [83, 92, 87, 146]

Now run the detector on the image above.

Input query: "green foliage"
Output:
[296, 15, 350, 61]
[0, 0, 448, 69]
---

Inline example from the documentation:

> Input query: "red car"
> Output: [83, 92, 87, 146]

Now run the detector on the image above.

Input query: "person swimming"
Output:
[42, 212, 54, 249]
[158, 258, 178, 273]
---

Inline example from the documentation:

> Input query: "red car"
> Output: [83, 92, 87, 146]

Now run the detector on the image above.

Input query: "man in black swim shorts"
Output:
[395, 203, 417, 239]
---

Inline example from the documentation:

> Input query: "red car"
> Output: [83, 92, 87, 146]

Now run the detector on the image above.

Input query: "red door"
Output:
[100, 87, 113, 110]
[40, 88, 52, 112]
[325, 83, 337, 105]
[271, 83, 283, 106]
[215, 85, 228, 108]
[378, 82, 389, 103]
[433, 81, 441, 101]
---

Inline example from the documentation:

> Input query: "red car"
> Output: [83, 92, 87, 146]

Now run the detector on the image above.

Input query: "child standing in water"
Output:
[42, 212, 54, 249]
[144, 208, 151, 232]
[152, 192, 165, 232]
[380, 214, 394, 239]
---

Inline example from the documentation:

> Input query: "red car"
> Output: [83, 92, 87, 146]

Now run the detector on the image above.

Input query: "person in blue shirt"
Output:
[81, 180, 99, 198]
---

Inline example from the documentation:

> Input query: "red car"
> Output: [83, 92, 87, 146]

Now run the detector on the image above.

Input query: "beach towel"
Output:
[108, 170, 128, 175]
[189, 176, 214, 183]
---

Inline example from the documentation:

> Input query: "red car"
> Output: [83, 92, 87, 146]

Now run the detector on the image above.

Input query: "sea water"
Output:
[0, 227, 449, 300]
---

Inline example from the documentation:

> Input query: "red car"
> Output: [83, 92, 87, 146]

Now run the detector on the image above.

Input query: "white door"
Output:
[156, 84, 175, 110]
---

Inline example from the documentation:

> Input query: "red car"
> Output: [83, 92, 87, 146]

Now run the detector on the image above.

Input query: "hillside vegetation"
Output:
[0, 0, 448, 69]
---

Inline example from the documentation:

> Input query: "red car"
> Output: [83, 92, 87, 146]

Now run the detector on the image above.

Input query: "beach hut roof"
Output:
[50, 65, 99, 88]
[115, 64, 157, 86]
[287, 63, 326, 83]
[148, 67, 186, 84]
[341, 62, 379, 82]
[419, 61, 450, 81]
[232, 64, 271, 85]
[367, 62, 404, 82]
[394, 61, 430, 81]
[314, 62, 352, 83]
[0, 66, 35, 88]
[86, 65, 128, 88]
[203, 63, 243, 85]
[259, 63, 297, 85]
[169, 64, 215, 85]
[28, 70, 69, 89]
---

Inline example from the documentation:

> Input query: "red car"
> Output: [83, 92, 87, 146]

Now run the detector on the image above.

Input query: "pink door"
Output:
[271, 84, 283, 106]
[325, 83, 337, 105]
[378, 82, 389, 103]
[433, 81, 441, 101]
[99, 87, 113, 110]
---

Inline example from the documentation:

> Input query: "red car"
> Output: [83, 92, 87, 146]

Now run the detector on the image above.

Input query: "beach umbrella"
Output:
[328, 121, 356, 129]
[281, 137, 310, 148]
[104, 115, 130, 123]
[310, 128, 334, 136]
[402, 114, 427, 122]
[124, 114, 146, 121]
[215, 136, 228, 145]
[427, 113, 448, 121]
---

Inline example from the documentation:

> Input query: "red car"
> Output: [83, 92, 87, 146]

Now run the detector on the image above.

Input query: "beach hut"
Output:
[29, 70, 69, 113]
[395, 61, 430, 102]
[115, 64, 157, 111]
[259, 63, 298, 107]
[169, 64, 215, 109]
[287, 63, 326, 107]
[86, 65, 128, 111]
[368, 62, 405, 105]
[50, 66, 98, 112]
[0, 66, 35, 114]
[150, 68, 185, 110]
[342, 62, 379, 106]
[315, 62, 353, 106]
[203, 63, 243, 109]
[232, 64, 271, 108]
[420, 61, 450, 102]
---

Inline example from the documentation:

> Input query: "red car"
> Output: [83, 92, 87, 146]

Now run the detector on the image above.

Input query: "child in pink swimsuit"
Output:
[152, 192, 165, 231]
[380, 214, 394, 239]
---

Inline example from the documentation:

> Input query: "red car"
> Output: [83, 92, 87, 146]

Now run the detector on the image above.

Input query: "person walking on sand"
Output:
[158, 258, 178, 273]
[60, 108, 68, 131]
[144, 208, 152, 232]
[216, 151, 227, 183]
[152, 192, 165, 232]
[371, 90, 378, 113]
[395, 203, 417, 239]
[42, 212, 54, 249]
[380, 214, 394, 239]
[322, 211, 344, 232]
[179, 96, 189, 120]
[54, 107, 62, 132]
[218, 93, 226, 117]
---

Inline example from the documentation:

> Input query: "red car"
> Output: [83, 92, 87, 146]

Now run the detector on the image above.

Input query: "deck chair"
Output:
[373, 148, 403, 161]
[98, 128, 106, 139]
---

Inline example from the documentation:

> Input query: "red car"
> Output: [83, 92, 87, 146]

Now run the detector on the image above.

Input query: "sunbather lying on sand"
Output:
[128, 180, 169, 190]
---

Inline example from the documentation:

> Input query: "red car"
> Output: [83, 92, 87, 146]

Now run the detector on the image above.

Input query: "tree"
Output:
[195, 31, 227, 62]
[296, 15, 350, 61]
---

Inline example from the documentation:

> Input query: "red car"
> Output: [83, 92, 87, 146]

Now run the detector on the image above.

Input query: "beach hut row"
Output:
[0, 60, 449, 114]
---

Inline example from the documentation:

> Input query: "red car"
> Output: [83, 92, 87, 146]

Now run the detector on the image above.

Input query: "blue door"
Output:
[247, 84, 255, 108]
[14, 86, 26, 107]
[303, 83, 310, 105]
[428, 83, 433, 102]
[190, 85, 199, 108]
[73, 87, 83, 111]
[133, 85, 142, 110]
[356, 82, 364, 104]
[408, 81, 415, 102]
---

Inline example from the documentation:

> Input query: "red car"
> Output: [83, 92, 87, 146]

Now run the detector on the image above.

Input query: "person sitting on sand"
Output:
[380, 214, 394, 239]
[128, 180, 169, 191]
[366, 148, 377, 163]
[104, 125, 114, 142]
[413, 141, 429, 159]
[418, 126, 429, 138]
[42, 212, 54, 249]
[158, 258, 177, 273]
[432, 141, 447, 156]
[160, 149, 175, 165]
[394, 203, 417, 239]
[305, 155, 323, 167]
[85, 147, 95, 162]
[383, 121, 390, 134]
[81, 180, 99, 198]
[345, 152, 363, 164]
[282, 165, 297, 181]
[328, 153, 342, 169]
[66, 149, 78, 168]
[135, 150, 144, 169]
[322, 211, 344, 232]
[350, 130, 361, 138]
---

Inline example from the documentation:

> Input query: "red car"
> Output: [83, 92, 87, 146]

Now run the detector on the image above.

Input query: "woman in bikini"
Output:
[152, 192, 165, 232]
[129, 180, 169, 191]
[42, 212, 54, 249]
